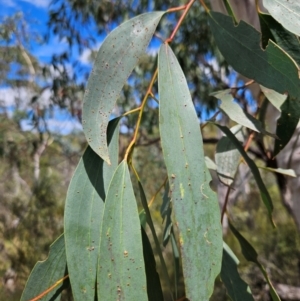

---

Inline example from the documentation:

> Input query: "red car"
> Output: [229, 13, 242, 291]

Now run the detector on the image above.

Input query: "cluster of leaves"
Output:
[17, 0, 300, 301]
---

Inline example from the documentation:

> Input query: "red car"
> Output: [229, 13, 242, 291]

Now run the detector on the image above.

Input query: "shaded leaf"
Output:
[215, 124, 275, 226]
[64, 119, 119, 301]
[82, 12, 164, 164]
[221, 242, 254, 301]
[208, 12, 300, 98]
[263, 0, 300, 37]
[21, 234, 68, 301]
[259, 12, 300, 65]
[158, 43, 222, 300]
[215, 125, 243, 186]
[274, 96, 300, 156]
[141, 227, 164, 301]
[229, 222, 281, 301]
[211, 89, 276, 137]
[260, 85, 286, 111]
[98, 161, 147, 300]
[139, 181, 173, 299]
[170, 231, 180, 299]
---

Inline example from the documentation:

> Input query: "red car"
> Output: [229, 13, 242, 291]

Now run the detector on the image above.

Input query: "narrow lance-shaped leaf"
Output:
[64, 118, 119, 301]
[139, 181, 173, 299]
[214, 123, 275, 226]
[211, 89, 276, 137]
[263, 0, 300, 37]
[208, 11, 300, 98]
[141, 227, 164, 301]
[83, 11, 164, 164]
[274, 96, 300, 156]
[221, 242, 254, 301]
[229, 221, 281, 301]
[98, 161, 147, 300]
[158, 43, 223, 300]
[258, 166, 297, 177]
[21, 234, 68, 301]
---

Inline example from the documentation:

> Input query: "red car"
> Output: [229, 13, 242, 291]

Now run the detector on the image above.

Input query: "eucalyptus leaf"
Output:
[98, 161, 147, 300]
[141, 227, 164, 301]
[208, 12, 300, 98]
[21, 234, 67, 301]
[229, 222, 281, 301]
[215, 124, 275, 226]
[215, 125, 243, 187]
[274, 96, 300, 156]
[82, 11, 164, 164]
[211, 89, 276, 137]
[263, 0, 300, 37]
[159, 43, 222, 300]
[64, 119, 119, 301]
[258, 166, 297, 177]
[259, 12, 300, 65]
[260, 85, 287, 112]
[221, 242, 254, 301]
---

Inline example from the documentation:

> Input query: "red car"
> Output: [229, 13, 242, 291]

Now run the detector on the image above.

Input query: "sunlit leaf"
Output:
[98, 161, 147, 300]
[263, 0, 300, 37]
[158, 43, 222, 300]
[82, 12, 164, 164]
[21, 234, 68, 301]
[64, 119, 119, 301]
[260, 85, 287, 111]
[211, 89, 276, 137]
[229, 222, 281, 301]
[221, 242, 254, 301]
[215, 124, 275, 226]
[258, 166, 297, 177]
[208, 12, 300, 98]
[274, 96, 300, 156]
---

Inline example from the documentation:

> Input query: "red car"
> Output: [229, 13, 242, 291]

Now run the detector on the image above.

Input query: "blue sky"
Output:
[1, 0, 97, 134]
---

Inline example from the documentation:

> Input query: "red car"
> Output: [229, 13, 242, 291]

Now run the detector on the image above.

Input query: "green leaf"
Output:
[158, 43, 222, 300]
[229, 222, 281, 301]
[221, 242, 254, 301]
[258, 166, 297, 177]
[141, 227, 164, 301]
[274, 96, 300, 156]
[263, 0, 300, 37]
[98, 161, 147, 300]
[208, 12, 300, 98]
[21, 234, 68, 301]
[259, 12, 300, 65]
[211, 89, 276, 137]
[82, 11, 164, 164]
[260, 85, 286, 111]
[64, 119, 119, 301]
[215, 125, 243, 186]
[215, 124, 275, 226]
